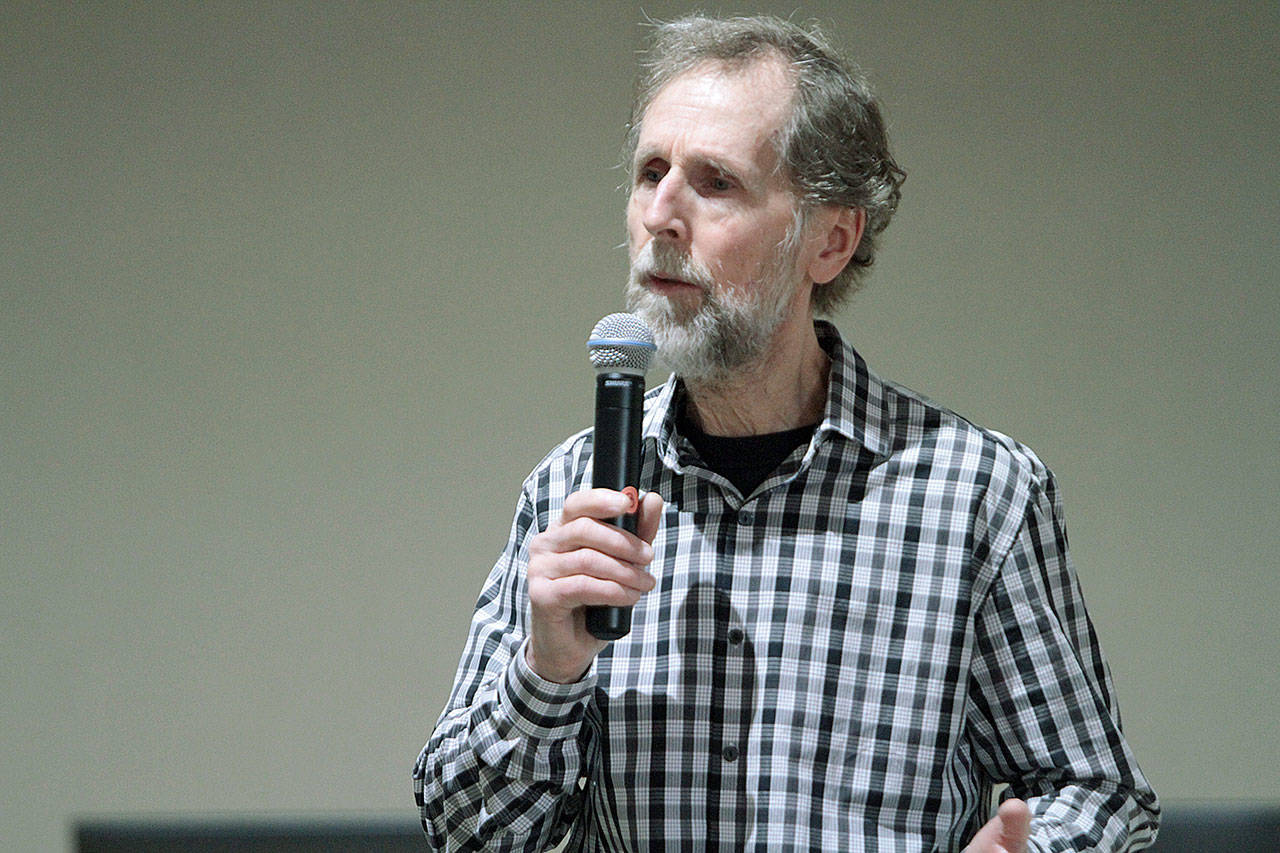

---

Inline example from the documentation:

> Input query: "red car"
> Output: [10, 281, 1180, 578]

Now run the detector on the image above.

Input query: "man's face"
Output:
[625, 59, 809, 381]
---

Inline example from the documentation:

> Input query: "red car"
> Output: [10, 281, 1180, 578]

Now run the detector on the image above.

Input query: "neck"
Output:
[683, 314, 829, 437]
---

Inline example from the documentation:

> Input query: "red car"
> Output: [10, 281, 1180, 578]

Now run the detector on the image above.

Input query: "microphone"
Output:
[585, 313, 656, 640]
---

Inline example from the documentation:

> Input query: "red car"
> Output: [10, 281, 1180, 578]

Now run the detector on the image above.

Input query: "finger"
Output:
[538, 514, 654, 565]
[560, 488, 637, 524]
[535, 547, 657, 592]
[545, 573, 650, 609]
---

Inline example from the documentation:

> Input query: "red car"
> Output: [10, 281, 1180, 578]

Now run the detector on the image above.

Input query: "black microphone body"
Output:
[585, 371, 645, 640]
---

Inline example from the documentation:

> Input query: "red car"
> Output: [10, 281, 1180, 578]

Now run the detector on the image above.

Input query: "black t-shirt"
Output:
[676, 403, 817, 496]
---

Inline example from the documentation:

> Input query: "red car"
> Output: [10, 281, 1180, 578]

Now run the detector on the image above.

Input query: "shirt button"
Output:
[722, 744, 739, 762]
[727, 628, 744, 646]
[737, 510, 754, 525]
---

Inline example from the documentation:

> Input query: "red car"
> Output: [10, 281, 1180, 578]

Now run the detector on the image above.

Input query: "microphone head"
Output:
[587, 312, 656, 374]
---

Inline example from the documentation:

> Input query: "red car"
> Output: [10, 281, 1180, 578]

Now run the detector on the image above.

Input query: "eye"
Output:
[699, 167, 738, 193]
[636, 160, 667, 186]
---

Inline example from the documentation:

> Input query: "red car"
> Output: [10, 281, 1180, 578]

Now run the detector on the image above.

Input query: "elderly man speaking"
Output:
[415, 14, 1158, 852]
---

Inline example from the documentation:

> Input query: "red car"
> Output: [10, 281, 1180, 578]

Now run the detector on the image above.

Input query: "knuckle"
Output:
[560, 488, 594, 516]
[564, 515, 596, 539]
[564, 549, 596, 576]
[564, 574, 600, 601]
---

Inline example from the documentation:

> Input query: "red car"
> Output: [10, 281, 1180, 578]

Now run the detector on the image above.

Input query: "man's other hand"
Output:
[964, 798, 1031, 853]
[526, 488, 664, 683]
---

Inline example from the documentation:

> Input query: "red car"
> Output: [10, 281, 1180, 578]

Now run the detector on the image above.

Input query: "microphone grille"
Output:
[587, 312, 656, 373]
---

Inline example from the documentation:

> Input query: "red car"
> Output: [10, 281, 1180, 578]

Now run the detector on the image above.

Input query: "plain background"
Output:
[3, 1, 1277, 849]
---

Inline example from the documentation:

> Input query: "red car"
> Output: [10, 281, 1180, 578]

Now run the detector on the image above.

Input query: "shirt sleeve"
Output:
[966, 468, 1161, 852]
[412, 486, 596, 852]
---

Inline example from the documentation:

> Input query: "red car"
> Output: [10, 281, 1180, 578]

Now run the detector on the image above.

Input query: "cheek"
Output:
[625, 204, 647, 253]
[720, 216, 792, 277]
[704, 235, 763, 287]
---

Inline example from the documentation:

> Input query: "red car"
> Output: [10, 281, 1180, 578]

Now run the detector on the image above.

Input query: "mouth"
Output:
[646, 273, 700, 295]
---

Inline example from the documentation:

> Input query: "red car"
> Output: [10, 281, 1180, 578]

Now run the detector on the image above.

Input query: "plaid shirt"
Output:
[414, 321, 1159, 851]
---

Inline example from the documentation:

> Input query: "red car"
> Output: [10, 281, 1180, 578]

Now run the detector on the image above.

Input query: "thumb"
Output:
[965, 798, 1031, 853]
[635, 491, 665, 544]
[995, 799, 1031, 852]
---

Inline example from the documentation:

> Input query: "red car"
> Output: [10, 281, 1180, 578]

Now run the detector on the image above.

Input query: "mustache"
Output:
[629, 242, 717, 292]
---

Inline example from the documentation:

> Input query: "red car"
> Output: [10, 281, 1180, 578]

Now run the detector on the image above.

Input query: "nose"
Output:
[640, 170, 689, 245]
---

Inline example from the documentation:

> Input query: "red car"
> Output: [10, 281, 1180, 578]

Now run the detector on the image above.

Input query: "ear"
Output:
[805, 206, 866, 285]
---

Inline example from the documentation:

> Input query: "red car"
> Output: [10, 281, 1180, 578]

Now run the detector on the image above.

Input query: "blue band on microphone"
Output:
[587, 337, 657, 350]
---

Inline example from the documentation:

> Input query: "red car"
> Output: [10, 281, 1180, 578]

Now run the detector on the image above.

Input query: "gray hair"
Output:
[626, 15, 906, 312]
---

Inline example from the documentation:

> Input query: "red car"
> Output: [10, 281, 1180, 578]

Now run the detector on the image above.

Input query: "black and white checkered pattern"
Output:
[414, 322, 1159, 851]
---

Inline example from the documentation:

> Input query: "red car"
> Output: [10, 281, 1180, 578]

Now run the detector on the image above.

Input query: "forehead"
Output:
[635, 58, 795, 175]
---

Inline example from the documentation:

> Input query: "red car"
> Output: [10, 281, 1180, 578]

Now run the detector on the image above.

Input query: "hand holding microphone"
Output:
[525, 314, 663, 683]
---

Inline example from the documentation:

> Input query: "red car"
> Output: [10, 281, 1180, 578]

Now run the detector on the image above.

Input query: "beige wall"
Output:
[3, 2, 1276, 848]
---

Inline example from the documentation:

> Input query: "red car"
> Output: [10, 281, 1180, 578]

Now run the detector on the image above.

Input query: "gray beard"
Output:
[625, 240, 798, 385]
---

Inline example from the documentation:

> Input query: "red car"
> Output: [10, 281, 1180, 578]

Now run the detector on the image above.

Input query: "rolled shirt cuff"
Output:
[498, 637, 597, 741]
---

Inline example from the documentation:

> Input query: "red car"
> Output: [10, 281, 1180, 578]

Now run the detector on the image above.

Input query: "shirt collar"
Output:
[641, 320, 895, 462]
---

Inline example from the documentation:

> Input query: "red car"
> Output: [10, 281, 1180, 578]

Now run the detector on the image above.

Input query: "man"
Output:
[415, 15, 1158, 851]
